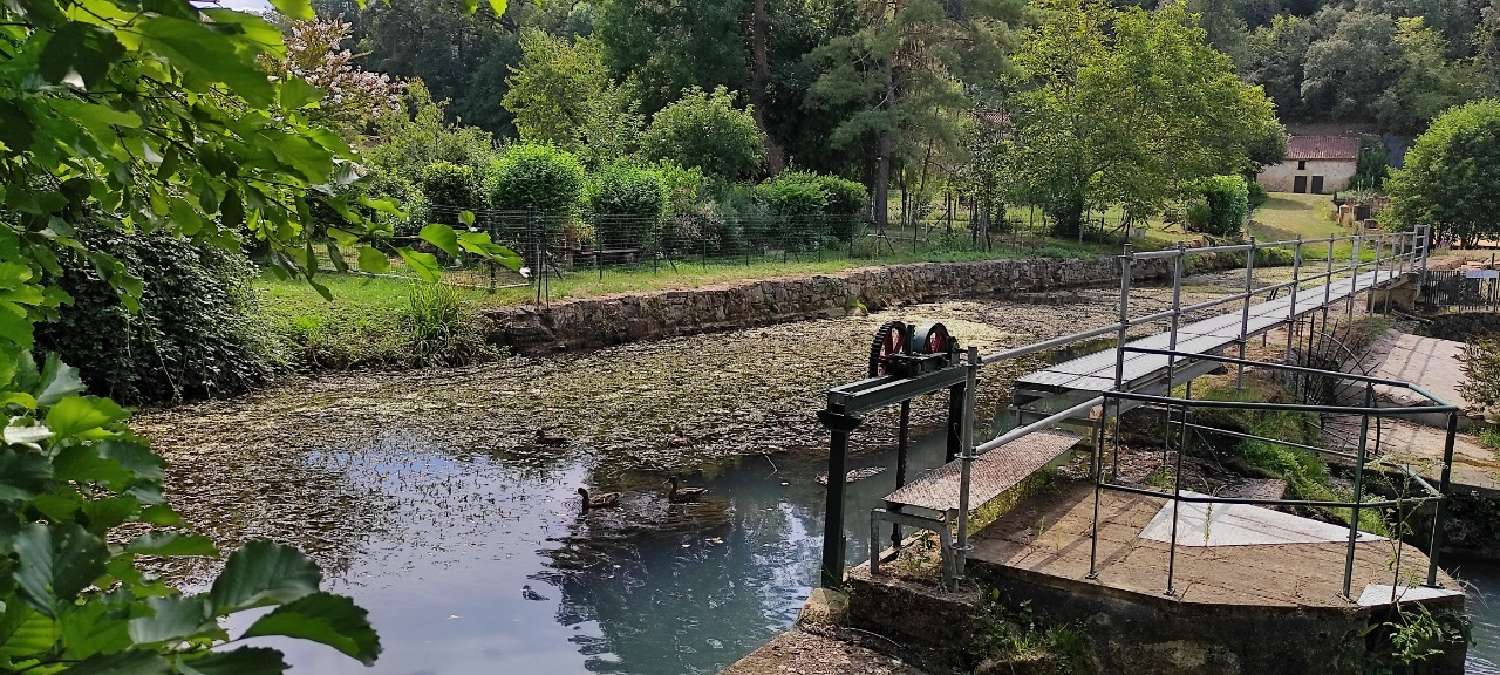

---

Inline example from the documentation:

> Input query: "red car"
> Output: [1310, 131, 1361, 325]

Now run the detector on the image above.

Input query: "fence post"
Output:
[1342, 384, 1374, 599]
[1238, 237, 1256, 390]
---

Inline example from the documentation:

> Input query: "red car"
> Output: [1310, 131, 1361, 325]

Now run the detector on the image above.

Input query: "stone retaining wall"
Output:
[479, 254, 1215, 354]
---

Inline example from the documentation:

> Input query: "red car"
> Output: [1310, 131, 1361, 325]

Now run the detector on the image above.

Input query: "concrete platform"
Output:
[963, 481, 1467, 674]
[1367, 419, 1500, 496]
[970, 481, 1453, 609]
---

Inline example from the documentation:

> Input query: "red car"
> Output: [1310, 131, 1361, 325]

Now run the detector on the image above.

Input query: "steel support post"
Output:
[818, 410, 863, 588]
[1115, 246, 1133, 390]
[891, 400, 911, 550]
[1342, 385, 1374, 599]
[1238, 237, 1255, 389]
[954, 347, 981, 579]
[1164, 246, 1184, 465]
[1427, 412, 1458, 587]
[1348, 233, 1361, 316]
[1286, 236, 1302, 363]
[1166, 379, 1193, 595]
[1323, 236, 1334, 327]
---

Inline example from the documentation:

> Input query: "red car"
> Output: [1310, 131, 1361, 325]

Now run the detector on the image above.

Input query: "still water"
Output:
[227, 426, 960, 674]
[224, 419, 1500, 674]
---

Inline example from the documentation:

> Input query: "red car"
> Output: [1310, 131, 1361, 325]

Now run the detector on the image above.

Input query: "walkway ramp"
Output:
[1017, 269, 1398, 402]
[885, 431, 1081, 515]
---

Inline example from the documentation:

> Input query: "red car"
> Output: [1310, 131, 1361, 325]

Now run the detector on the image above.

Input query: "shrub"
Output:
[1247, 179, 1268, 211]
[35, 222, 278, 404]
[363, 170, 427, 238]
[1185, 175, 1249, 237]
[755, 171, 870, 242]
[487, 143, 586, 217]
[404, 281, 487, 367]
[419, 161, 487, 215]
[588, 162, 666, 250]
[640, 85, 765, 181]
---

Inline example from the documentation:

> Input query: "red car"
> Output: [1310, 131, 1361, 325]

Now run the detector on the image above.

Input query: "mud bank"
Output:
[481, 253, 1243, 354]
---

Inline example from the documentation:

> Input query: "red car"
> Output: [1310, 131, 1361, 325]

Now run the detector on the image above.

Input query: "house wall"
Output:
[1257, 159, 1357, 193]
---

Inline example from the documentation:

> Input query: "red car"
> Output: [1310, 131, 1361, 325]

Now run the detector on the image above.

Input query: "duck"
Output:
[577, 487, 621, 513]
[666, 476, 709, 504]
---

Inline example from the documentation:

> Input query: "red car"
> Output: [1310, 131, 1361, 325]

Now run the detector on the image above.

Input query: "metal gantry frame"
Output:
[818, 224, 1439, 593]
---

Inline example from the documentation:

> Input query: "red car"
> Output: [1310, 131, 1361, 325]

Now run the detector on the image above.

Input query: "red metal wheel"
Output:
[868, 321, 909, 377]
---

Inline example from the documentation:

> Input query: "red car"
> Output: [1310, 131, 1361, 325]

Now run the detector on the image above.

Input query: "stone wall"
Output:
[479, 254, 1199, 354]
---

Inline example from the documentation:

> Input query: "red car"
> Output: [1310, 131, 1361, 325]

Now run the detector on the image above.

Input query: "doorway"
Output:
[1294, 176, 1308, 193]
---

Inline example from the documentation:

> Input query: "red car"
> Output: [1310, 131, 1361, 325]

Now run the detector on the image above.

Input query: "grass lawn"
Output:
[254, 237, 1114, 367]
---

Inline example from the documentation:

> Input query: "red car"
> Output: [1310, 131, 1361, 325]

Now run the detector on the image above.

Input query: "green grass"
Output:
[1193, 377, 1389, 535]
[254, 238, 1114, 369]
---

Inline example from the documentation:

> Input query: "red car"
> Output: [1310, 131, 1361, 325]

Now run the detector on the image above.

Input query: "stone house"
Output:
[1256, 135, 1360, 194]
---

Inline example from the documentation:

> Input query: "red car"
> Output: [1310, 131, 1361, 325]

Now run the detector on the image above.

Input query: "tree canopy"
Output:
[998, 0, 1282, 234]
[1388, 98, 1500, 247]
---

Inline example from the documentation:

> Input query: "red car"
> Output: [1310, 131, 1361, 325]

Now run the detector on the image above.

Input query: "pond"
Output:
[221, 418, 972, 674]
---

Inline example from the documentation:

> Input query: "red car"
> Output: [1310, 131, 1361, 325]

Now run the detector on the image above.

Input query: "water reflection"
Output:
[1459, 562, 1500, 675]
[227, 419, 957, 674]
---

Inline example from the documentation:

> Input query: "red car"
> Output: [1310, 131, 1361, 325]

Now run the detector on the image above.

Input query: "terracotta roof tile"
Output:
[1287, 135, 1360, 161]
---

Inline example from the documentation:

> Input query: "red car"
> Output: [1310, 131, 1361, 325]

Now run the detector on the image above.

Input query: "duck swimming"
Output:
[577, 487, 621, 513]
[666, 477, 709, 503]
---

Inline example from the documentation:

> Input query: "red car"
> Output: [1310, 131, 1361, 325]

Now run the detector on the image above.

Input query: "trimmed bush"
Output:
[419, 161, 486, 215]
[588, 162, 666, 249]
[1185, 175, 1249, 237]
[755, 171, 869, 241]
[487, 143, 586, 217]
[36, 222, 277, 404]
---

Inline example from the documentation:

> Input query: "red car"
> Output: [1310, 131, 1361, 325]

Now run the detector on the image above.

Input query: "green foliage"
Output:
[971, 593, 1094, 674]
[0, 0, 510, 668]
[36, 226, 277, 405]
[1001, 0, 1282, 236]
[1462, 338, 1500, 414]
[488, 143, 587, 217]
[1185, 175, 1250, 237]
[504, 28, 642, 166]
[403, 282, 487, 368]
[419, 161, 487, 212]
[1354, 138, 1391, 191]
[1247, 180, 1269, 211]
[1383, 604, 1469, 666]
[588, 162, 666, 249]
[1388, 99, 1500, 248]
[755, 171, 868, 241]
[640, 86, 766, 181]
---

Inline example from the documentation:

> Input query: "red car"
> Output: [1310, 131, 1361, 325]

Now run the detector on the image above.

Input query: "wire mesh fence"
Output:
[329, 205, 1126, 303]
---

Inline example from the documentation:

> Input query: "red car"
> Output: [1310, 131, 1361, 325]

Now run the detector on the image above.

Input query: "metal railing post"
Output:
[1163, 245, 1185, 466]
[1166, 378, 1193, 595]
[1367, 235, 1382, 313]
[1115, 245, 1134, 389]
[1286, 236, 1302, 363]
[955, 346, 980, 580]
[1323, 236, 1334, 327]
[1343, 384, 1375, 599]
[1427, 412, 1458, 587]
[1089, 393, 1107, 580]
[1238, 237, 1255, 389]
[1347, 233, 1361, 316]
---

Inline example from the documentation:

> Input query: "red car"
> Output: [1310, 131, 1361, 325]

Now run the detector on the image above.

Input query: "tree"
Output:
[1300, 9, 1401, 121]
[1375, 17, 1480, 135]
[353, 0, 521, 134]
[502, 28, 642, 166]
[640, 86, 766, 181]
[807, 0, 1016, 231]
[0, 0, 515, 669]
[1000, 0, 1281, 235]
[1388, 99, 1500, 248]
[1242, 14, 1317, 119]
[270, 18, 406, 139]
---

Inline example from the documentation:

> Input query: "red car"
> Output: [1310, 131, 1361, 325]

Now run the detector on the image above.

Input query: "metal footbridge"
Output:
[816, 226, 1444, 596]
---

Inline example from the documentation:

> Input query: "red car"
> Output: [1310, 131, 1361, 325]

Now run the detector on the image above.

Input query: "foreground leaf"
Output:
[419, 224, 459, 256]
[14, 523, 109, 617]
[45, 396, 127, 437]
[243, 593, 380, 666]
[127, 596, 220, 645]
[60, 650, 169, 675]
[208, 541, 320, 614]
[175, 647, 287, 675]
